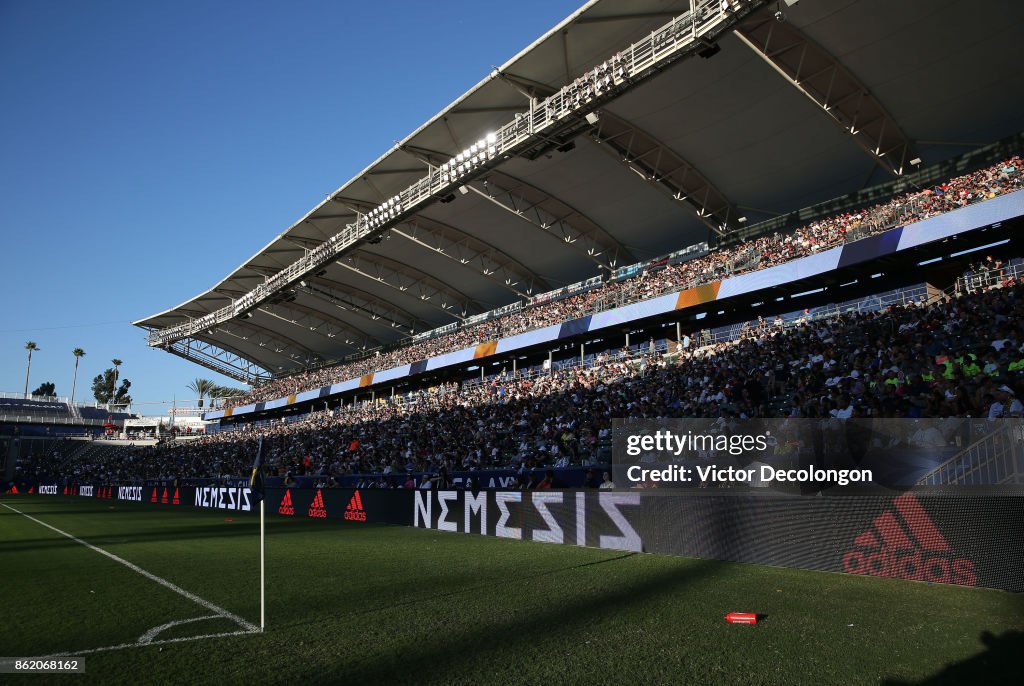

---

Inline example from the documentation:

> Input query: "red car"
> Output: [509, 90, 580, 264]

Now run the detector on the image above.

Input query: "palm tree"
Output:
[23, 342, 39, 398]
[71, 348, 86, 404]
[111, 358, 123, 408]
[209, 384, 247, 408]
[187, 378, 216, 408]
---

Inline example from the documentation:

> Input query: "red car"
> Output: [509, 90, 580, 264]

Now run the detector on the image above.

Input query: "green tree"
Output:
[23, 341, 39, 399]
[187, 378, 217, 408]
[32, 382, 56, 397]
[92, 368, 132, 406]
[71, 348, 86, 404]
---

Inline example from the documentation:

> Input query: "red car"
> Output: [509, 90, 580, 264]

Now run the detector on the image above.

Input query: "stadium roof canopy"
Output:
[135, 0, 1024, 382]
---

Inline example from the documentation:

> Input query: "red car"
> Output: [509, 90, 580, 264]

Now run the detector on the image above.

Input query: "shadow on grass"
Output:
[275, 551, 639, 631]
[0, 507, 360, 554]
[295, 554, 722, 684]
[881, 630, 1024, 685]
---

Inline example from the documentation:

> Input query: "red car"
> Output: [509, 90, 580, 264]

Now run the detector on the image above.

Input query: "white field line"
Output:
[138, 615, 222, 644]
[0, 502, 259, 634]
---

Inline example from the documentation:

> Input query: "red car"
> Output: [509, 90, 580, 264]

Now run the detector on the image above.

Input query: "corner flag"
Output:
[250, 437, 265, 504]
[251, 436, 267, 631]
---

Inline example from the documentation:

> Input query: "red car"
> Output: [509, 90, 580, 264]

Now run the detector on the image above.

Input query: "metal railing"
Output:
[917, 421, 1024, 485]
[366, 284, 940, 412]
[0, 413, 111, 426]
[691, 285, 936, 347]
[0, 392, 70, 403]
[283, 164, 1023, 383]
[957, 261, 1024, 294]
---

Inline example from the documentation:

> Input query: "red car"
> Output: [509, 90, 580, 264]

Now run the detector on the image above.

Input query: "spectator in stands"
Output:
[222, 157, 1023, 412]
[26, 159, 1024, 488]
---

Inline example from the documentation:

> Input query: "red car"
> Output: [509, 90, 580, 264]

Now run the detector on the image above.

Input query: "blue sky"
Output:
[0, 0, 582, 414]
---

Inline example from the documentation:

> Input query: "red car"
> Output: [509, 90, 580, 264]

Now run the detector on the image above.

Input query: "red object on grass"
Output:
[725, 612, 758, 624]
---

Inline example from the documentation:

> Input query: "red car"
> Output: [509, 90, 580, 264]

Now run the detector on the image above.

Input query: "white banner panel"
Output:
[426, 346, 478, 371]
[588, 293, 678, 331]
[897, 190, 1024, 251]
[375, 365, 412, 384]
[495, 324, 563, 355]
[329, 378, 361, 395]
[717, 248, 842, 300]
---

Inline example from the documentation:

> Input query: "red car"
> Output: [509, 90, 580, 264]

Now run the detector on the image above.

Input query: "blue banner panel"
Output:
[558, 315, 592, 339]
[837, 228, 904, 269]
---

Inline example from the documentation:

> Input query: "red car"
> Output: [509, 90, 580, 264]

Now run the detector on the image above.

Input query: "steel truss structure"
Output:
[143, 0, 768, 350]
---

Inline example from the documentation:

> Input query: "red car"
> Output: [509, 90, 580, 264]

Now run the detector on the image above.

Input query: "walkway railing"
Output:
[917, 421, 1024, 485]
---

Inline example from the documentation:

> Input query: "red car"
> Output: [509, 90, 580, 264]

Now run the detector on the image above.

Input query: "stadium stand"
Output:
[220, 156, 1022, 410]
[0, 397, 72, 419]
[29, 268, 1024, 485]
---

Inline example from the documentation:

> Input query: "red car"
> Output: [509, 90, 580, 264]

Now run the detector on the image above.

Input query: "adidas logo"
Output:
[172, 488, 180, 505]
[278, 490, 295, 516]
[151, 488, 159, 503]
[161, 488, 169, 505]
[842, 493, 976, 586]
[344, 490, 367, 522]
[307, 489, 327, 519]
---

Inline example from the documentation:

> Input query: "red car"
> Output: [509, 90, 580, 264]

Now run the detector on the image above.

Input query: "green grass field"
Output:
[0, 495, 1020, 685]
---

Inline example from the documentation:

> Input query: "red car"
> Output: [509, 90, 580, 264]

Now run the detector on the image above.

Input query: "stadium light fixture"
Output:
[585, 112, 600, 125]
[910, 157, 922, 166]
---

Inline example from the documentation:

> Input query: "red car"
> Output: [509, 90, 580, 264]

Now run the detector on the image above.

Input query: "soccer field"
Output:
[1, 495, 1020, 685]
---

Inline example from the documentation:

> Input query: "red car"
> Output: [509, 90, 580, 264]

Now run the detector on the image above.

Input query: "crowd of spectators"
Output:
[223, 156, 1023, 409]
[30, 268, 1024, 485]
